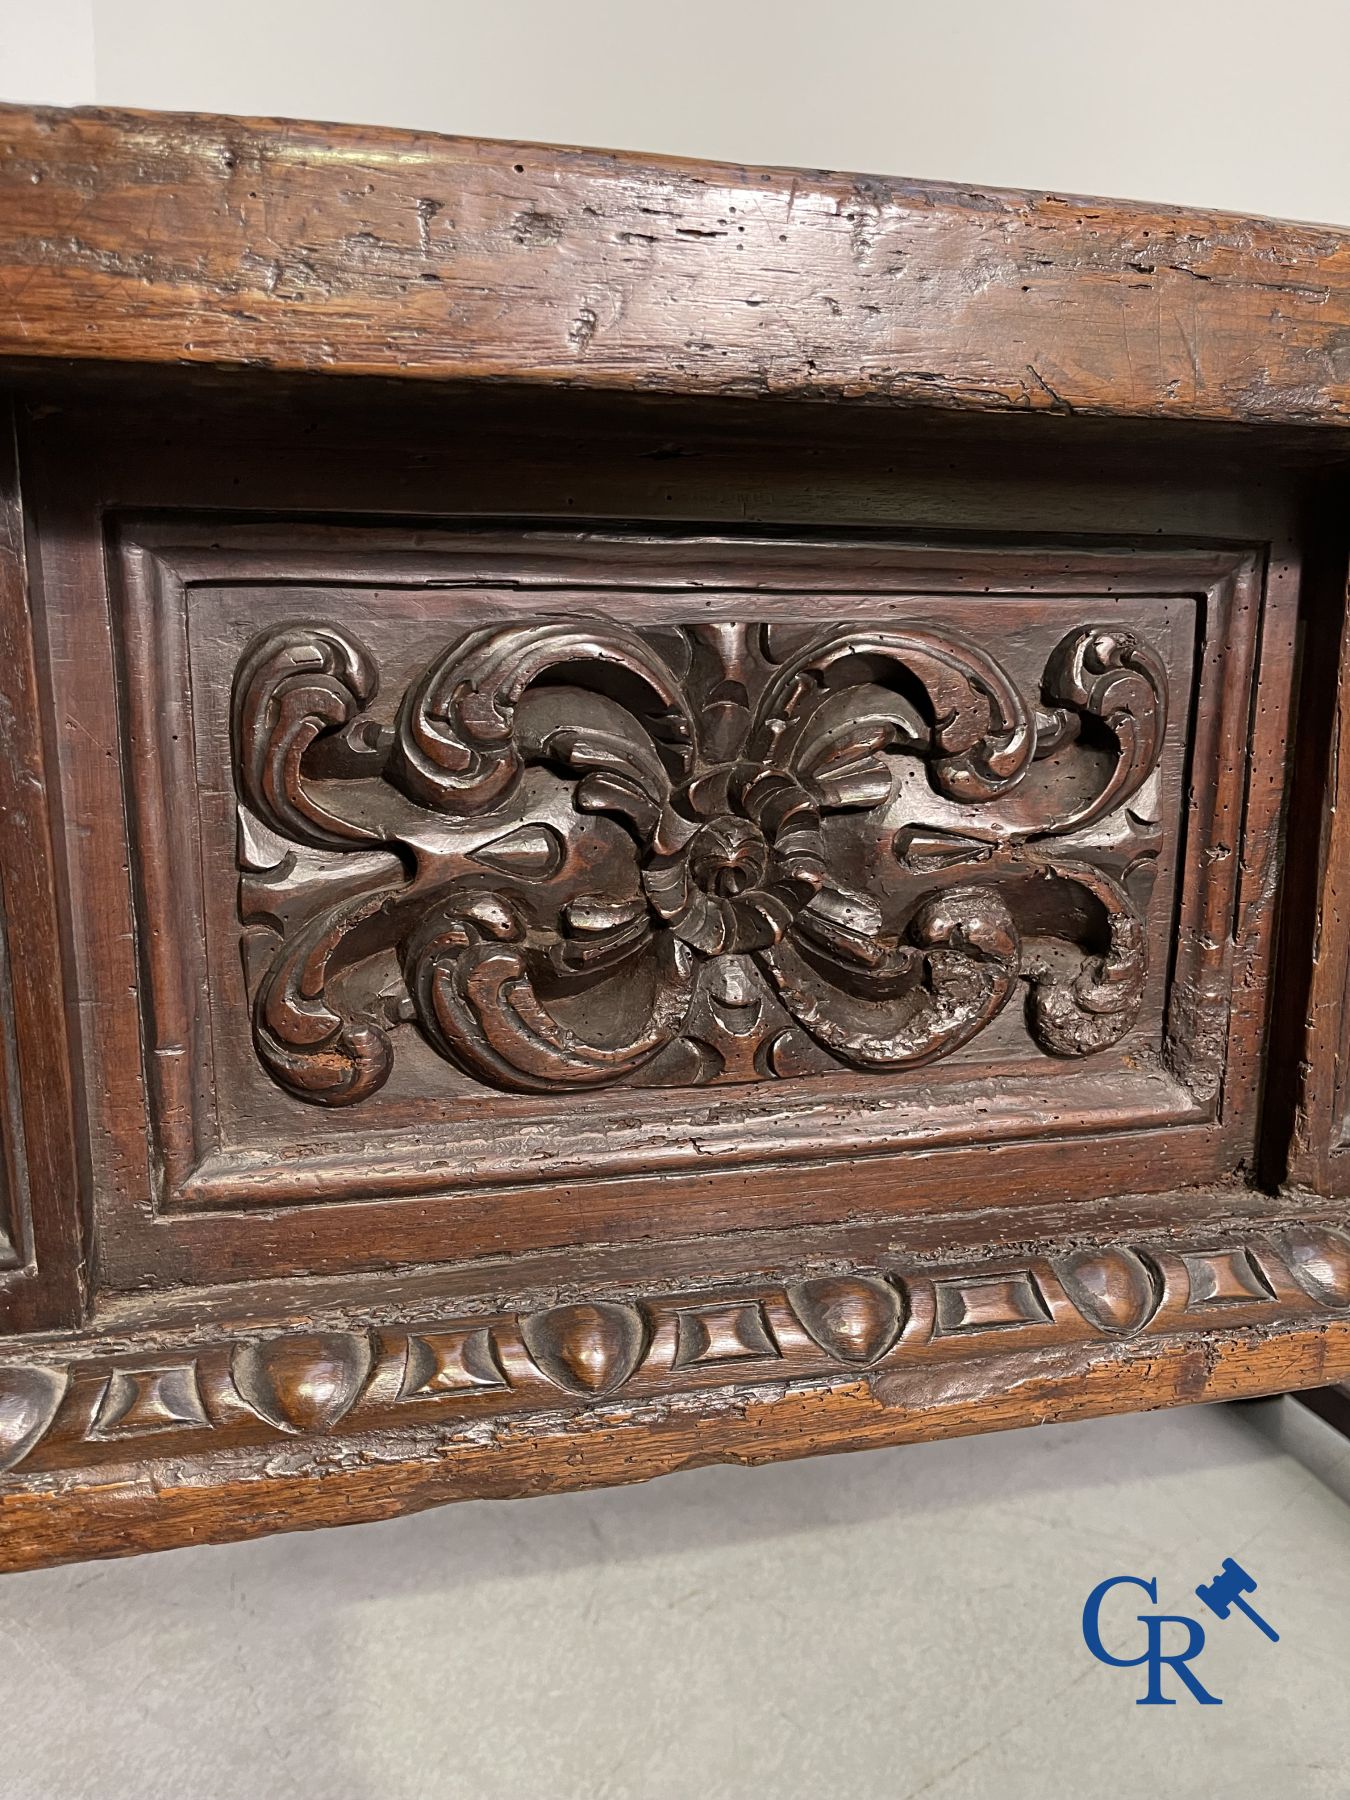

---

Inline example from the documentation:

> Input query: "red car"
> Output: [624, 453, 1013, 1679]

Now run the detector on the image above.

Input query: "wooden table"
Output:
[0, 104, 1346, 1569]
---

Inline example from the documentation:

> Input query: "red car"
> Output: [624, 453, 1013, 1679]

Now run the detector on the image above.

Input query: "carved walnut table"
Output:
[0, 105, 1347, 1569]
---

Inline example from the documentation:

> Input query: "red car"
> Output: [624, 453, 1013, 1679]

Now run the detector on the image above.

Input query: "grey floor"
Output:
[2, 1397, 1346, 1800]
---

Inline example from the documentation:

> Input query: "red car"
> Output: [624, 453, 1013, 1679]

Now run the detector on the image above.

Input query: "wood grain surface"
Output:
[1289, 586, 1350, 1195]
[2, 104, 1350, 424]
[2, 1303, 1347, 1573]
[0, 407, 86, 1331]
[1, 106, 1349, 1570]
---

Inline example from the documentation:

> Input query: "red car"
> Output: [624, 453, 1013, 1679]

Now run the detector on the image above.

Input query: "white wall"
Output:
[2, 0, 94, 105]
[2, 0, 1349, 224]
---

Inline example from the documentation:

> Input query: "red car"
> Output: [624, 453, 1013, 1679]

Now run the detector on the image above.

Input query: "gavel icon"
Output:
[1194, 1558, 1279, 1642]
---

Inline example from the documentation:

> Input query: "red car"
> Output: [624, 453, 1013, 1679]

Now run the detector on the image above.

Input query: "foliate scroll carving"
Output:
[233, 624, 384, 849]
[232, 615, 1169, 1102]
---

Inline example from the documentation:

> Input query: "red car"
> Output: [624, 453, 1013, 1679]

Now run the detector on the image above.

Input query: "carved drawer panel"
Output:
[47, 524, 1274, 1295]
[231, 606, 1168, 1096]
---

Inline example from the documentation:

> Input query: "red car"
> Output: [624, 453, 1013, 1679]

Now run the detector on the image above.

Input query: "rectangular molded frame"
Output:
[75, 520, 1271, 1294]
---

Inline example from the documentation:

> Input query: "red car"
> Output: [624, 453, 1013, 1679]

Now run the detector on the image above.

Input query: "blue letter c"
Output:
[1082, 1575, 1158, 1667]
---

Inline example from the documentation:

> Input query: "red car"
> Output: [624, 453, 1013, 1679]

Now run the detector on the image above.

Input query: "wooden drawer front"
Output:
[25, 522, 1273, 1297]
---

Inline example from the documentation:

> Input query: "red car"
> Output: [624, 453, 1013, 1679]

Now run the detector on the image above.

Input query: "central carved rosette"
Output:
[643, 764, 827, 956]
[232, 615, 1168, 1101]
[687, 815, 771, 899]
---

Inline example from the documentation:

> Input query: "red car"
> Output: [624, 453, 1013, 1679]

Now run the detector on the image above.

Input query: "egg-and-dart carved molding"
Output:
[1, 1226, 1346, 1478]
[233, 616, 1168, 1102]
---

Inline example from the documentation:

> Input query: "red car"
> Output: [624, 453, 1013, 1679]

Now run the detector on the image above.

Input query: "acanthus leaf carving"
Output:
[386, 621, 696, 816]
[1039, 626, 1169, 838]
[231, 610, 1170, 1100]
[406, 891, 696, 1091]
[233, 623, 385, 849]
[1022, 860, 1149, 1059]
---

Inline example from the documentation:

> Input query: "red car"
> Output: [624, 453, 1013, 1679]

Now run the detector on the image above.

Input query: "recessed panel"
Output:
[96, 526, 1266, 1283]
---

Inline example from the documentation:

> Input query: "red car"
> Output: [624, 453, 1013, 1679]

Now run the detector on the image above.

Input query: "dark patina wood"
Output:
[0, 105, 1347, 1568]
[1288, 593, 1350, 1199]
[2, 105, 1350, 424]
